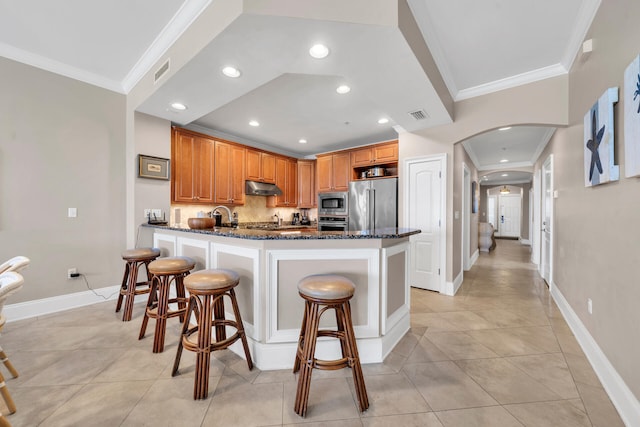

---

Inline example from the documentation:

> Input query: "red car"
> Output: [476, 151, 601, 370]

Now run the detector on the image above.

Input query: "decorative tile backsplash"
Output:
[170, 195, 317, 226]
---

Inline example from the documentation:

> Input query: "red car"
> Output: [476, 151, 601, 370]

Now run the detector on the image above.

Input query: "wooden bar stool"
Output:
[172, 269, 253, 400]
[139, 256, 195, 353]
[115, 248, 160, 321]
[293, 274, 369, 417]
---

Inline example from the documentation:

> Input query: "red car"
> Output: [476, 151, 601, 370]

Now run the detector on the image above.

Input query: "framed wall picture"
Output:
[471, 180, 478, 213]
[624, 54, 640, 177]
[584, 87, 619, 187]
[138, 154, 170, 180]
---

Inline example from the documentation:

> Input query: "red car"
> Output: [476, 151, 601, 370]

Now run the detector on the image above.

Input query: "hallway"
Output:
[0, 240, 625, 426]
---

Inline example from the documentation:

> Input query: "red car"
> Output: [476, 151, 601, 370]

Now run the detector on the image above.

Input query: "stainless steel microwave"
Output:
[318, 192, 348, 216]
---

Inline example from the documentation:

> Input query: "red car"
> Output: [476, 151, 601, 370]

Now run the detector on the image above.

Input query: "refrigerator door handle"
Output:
[369, 188, 375, 230]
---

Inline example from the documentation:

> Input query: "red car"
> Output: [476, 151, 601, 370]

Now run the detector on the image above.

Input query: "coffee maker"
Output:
[300, 209, 311, 225]
[292, 212, 300, 225]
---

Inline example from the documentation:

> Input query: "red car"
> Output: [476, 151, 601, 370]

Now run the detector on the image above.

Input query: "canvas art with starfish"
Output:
[584, 87, 619, 187]
[624, 55, 640, 177]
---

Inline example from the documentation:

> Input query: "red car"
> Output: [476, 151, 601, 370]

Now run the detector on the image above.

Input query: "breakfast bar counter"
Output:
[144, 224, 419, 370]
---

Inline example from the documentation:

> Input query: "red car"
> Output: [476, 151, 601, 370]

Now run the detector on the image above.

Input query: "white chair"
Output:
[0, 272, 24, 416]
[0, 257, 30, 275]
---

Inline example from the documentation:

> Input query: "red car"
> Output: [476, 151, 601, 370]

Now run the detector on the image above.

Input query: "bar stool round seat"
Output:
[116, 248, 161, 321]
[172, 268, 253, 400]
[139, 256, 195, 353]
[293, 274, 369, 417]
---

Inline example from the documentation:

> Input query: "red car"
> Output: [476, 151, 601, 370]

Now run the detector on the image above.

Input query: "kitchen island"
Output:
[144, 224, 420, 370]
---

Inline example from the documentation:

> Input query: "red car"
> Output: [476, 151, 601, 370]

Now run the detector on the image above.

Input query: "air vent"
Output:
[154, 59, 170, 84]
[408, 109, 429, 120]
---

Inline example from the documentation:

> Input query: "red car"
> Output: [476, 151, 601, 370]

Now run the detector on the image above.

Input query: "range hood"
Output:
[245, 180, 282, 196]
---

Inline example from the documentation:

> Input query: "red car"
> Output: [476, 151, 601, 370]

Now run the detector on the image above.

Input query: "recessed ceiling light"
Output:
[500, 159, 508, 163]
[499, 126, 512, 131]
[222, 66, 241, 78]
[309, 44, 330, 59]
[298, 139, 307, 144]
[249, 120, 260, 127]
[501, 173, 509, 177]
[336, 85, 351, 94]
[377, 118, 389, 124]
[171, 102, 187, 111]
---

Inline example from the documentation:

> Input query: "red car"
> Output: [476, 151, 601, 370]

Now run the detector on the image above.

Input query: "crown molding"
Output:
[455, 63, 567, 101]
[461, 140, 481, 170]
[531, 127, 556, 163]
[0, 42, 124, 93]
[121, 0, 212, 93]
[562, 0, 602, 70]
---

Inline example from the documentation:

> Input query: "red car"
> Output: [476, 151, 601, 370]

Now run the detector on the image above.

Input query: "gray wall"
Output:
[534, 0, 640, 401]
[0, 57, 126, 302]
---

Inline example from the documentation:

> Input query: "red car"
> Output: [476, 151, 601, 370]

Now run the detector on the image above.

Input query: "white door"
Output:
[498, 194, 521, 238]
[541, 156, 553, 283]
[531, 170, 541, 265]
[407, 157, 443, 292]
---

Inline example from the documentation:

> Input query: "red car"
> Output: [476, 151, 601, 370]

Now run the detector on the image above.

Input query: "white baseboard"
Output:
[470, 249, 479, 267]
[520, 239, 531, 245]
[443, 270, 463, 296]
[551, 282, 640, 427]
[5, 285, 120, 322]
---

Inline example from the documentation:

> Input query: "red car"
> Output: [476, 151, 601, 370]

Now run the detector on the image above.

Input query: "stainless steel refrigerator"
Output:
[348, 177, 398, 231]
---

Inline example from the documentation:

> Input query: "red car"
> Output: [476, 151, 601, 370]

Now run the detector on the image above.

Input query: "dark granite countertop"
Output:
[142, 223, 421, 240]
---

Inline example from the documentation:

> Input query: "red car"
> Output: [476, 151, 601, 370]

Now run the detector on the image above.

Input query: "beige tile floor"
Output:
[0, 240, 625, 426]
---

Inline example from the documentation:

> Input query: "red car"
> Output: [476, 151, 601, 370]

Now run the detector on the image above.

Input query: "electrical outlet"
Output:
[587, 298, 593, 314]
[68, 268, 77, 279]
[144, 209, 151, 218]
[151, 209, 162, 218]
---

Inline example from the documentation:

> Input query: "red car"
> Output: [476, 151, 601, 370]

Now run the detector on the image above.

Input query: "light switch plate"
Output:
[68, 208, 77, 218]
[151, 209, 162, 218]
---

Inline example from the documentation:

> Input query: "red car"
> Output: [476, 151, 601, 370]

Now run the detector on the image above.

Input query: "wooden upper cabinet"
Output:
[350, 141, 398, 167]
[297, 160, 316, 208]
[317, 152, 350, 192]
[214, 140, 245, 205]
[373, 142, 398, 163]
[246, 149, 276, 184]
[268, 156, 297, 207]
[171, 128, 215, 204]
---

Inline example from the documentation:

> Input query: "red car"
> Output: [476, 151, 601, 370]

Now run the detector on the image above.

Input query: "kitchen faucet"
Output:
[211, 206, 233, 225]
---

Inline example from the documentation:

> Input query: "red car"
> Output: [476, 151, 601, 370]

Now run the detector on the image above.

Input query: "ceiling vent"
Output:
[154, 59, 170, 84]
[408, 109, 429, 121]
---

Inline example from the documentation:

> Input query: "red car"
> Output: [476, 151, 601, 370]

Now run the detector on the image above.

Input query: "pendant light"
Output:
[499, 185, 510, 194]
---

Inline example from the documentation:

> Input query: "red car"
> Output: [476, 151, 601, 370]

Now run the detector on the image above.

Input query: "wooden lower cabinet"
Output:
[214, 141, 245, 205]
[297, 160, 316, 208]
[172, 128, 215, 204]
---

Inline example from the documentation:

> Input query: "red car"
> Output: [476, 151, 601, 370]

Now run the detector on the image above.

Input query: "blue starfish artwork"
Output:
[586, 109, 605, 182]
[584, 87, 618, 186]
[634, 73, 640, 113]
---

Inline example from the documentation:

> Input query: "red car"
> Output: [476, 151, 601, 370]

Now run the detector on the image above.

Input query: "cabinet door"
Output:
[298, 160, 316, 208]
[286, 158, 297, 206]
[332, 152, 351, 191]
[261, 153, 276, 184]
[172, 131, 196, 203]
[245, 149, 261, 182]
[351, 147, 373, 167]
[214, 141, 232, 204]
[316, 155, 333, 192]
[215, 141, 245, 205]
[246, 149, 262, 181]
[230, 145, 246, 204]
[194, 137, 215, 204]
[373, 142, 398, 163]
